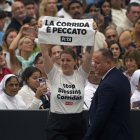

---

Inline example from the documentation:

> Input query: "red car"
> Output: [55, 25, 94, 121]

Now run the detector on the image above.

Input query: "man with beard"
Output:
[68, 0, 84, 19]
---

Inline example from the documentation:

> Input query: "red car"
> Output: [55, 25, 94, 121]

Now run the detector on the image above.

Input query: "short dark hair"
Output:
[123, 49, 140, 69]
[68, 0, 82, 10]
[22, 0, 35, 6]
[127, 2, 140, 13]
[98, 48, 115, 62]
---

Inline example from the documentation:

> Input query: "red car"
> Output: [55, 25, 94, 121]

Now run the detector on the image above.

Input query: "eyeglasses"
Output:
[23, 41, 34, 45]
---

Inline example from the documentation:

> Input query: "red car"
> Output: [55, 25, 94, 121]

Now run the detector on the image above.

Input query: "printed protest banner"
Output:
[38, 16, 95, 46]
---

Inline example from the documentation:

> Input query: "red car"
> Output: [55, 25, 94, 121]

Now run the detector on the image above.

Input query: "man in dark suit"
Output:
[83, 48, 133, 140]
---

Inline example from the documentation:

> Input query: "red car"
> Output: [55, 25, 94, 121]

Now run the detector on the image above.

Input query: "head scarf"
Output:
[0, 74, 16, 94]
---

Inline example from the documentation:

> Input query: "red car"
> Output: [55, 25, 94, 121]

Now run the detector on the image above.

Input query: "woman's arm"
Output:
[40, 43, 53, 74]
[9, 30, 22, 73]
[82, 22, 97, 73]
[82, 46, 94, 73]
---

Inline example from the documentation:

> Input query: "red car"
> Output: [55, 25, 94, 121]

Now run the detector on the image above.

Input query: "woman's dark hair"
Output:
[123, 49, 140, 69]
[100, 0, 112, 27]
[23, 16, 36, 25]
[22, 66, 41, 84]
[108, 40, 122, 52]
[5, 76, 19, 86]
[60, 48, 77, 61]
[108, 40, 122, 58]
[34, 52, 42, 64]
[85, 3, 97, 14]
[100, 0, 111, 15]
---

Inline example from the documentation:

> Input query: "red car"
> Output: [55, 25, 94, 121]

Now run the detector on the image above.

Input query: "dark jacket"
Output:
[84, 67, 133, 140]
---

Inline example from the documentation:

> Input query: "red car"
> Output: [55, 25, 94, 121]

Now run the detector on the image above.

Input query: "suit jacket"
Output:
[84, 67, 133, 140]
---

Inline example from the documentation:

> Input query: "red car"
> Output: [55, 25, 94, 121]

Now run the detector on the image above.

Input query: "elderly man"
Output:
[6, 1, 26, 31]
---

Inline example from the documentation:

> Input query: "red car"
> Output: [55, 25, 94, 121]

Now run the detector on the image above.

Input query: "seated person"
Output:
[0, 74, 26, 109]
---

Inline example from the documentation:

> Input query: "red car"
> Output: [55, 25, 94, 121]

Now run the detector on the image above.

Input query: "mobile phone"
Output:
[38, 77, 46, 86]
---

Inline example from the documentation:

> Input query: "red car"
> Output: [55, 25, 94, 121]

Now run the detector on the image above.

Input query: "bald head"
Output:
[119, 30, 132, 48]
[12, 1, 26, 21]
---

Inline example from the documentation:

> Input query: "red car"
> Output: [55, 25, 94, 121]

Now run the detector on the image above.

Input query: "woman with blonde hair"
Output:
[39, 0, 57, 17]
[9, 25, 39, 74]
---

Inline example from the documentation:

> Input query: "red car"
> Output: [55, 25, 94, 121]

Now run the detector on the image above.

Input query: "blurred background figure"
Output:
[23, 0, 37, 19]
[6, 1, 26, 32]
[105, 26, 118, 44]
[0, 10, 7, 46]
[0, 47, 12, 81]
[108, 40, 124, 71]
[119, 2, 140, 31]
[57, 0, 72, 18]
[84, 64, 101, 110]
[2, 28, 18, 68]
[39, 0, 58, 17]
[131, 76, 140, 109]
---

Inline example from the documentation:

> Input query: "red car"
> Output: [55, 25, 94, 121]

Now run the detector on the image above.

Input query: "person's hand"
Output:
[19, 24, 30, 36]
[38, 19, 43, 28]
[35, 84, 48, 99]
[19, 24, 37, 39]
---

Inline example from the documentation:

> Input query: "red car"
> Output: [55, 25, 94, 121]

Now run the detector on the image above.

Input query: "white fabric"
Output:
[118, 16, 133, 31]
[57, 8, 72, 19]
[0, 92, 27, 109]
[48, 66, 88, 114]
[84, 81, 98, 110]
[130, 69, 140, 94]
[94, 31, 107, 51]
[131, 89, 140, 104]
[18, 85, 42, 109]
[111, 8, 126, 28]
[0, 3, 11, 12]
[38, 16, 95, 46]
[130, 0, 140, 4]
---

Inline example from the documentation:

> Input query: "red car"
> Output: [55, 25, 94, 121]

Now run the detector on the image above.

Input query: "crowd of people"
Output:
[0, 0, 139, 139]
